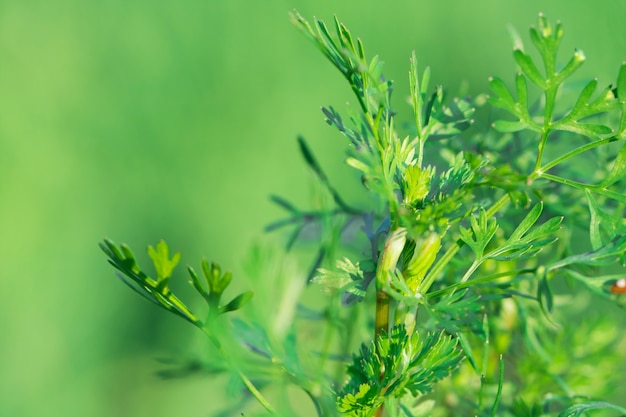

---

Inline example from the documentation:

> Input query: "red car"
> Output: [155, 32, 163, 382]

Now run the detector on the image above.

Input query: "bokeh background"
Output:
[1, 1, 625, 416]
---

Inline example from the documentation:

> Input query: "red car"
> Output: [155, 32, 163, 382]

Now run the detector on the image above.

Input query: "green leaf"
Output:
[556, 122, 614, 137]
[562, 269, 626, 299]
[409, 51, 431, 134]
[312, 257, 364, 294]
[338, 384, 377, 415]
[555, 49, 585, 83]
[457, 332, 479, 374]
[487, 208, 562, 261]
[516, 216, 563, 244]
[101, 239, 200, 325]
[536, 267, 558, 327]
[231, 318, 274, 358]
[507, 202, 543, 242]
[345, 156, 370, 173]
[493, 120, 528, 133]
[100, 238, 124, 260]
[569, 78, 598, 117]
[548, 235, 626, 270]
[557, 401, 626, 417]
[515, 73, 530, 116]
[403, 165, 434, 204]
[187, 265, 210, 302]
[488, 76, 517, 114]
[553, 80, 618, 138]
[297, 135, 358, 214]
[458, 209, 498, 259]
[338, 326, 463, 414]
[220, 291, 254, 314]
[529, 14, 563, 74]
[147, 240, 181, 285]
[513, 49, 546, 88]
[202, 259, 232, 295]
[100, 239, 154, 287]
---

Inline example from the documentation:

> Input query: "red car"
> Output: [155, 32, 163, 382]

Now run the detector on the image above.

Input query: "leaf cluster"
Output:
[100, 239, 253, 327]
[338, 326, 463, 416]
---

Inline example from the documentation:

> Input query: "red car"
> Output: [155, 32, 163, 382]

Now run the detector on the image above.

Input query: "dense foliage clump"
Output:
[102, 12, 626, 417]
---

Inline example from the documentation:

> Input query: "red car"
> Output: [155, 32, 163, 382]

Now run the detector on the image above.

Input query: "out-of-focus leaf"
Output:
[600, 141, 626, 187]
[586, 190, 626, 250]
[557, 401, 626, 417]
[549, 235, 626, 270]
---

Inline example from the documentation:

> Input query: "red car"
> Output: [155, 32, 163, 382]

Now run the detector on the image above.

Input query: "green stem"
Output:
[534, 129, 551, 173]
[461, 260, 481, 284]
[375, 228, 407, 336]
[201, 326, 277, 415]
[373, 228, 407, 417]
[375, 291, 390, 337]
[427, 268, 536, 298]
[535, 136, 618, 176]
[373, 293, 388, 417]
[536, 172, 588, 190]
[417, 137, 425, 168]
[490, 355, 504, 417]
[318, 302, 338, 372]
[536, 173, 626, 204]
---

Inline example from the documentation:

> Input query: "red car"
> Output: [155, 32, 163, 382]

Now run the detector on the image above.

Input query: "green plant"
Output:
[101, 12, 626, 417]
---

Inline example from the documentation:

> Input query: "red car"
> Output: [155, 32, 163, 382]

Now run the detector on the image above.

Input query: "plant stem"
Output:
[535, 136, 618, 176]
[375, 228, 407, 336]
[536, 172, 626, 203]
[318, 301, 338, 371]
[490, 355, 504, 417]
[375, 291, 390, 337]
[534, 129, 550, 173]
[201, 326, 277, 415]
[426, 268, 536, 298]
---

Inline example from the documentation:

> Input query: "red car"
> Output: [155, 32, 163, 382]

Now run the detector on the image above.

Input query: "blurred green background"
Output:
[1, 0, 625, 416]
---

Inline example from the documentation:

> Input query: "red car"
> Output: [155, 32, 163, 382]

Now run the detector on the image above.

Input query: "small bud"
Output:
[376, 228, 407, 287]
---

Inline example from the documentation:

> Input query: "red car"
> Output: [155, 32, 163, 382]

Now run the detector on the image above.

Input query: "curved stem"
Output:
[200, 326, 277, 415]
[238, 371, 277, 415]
